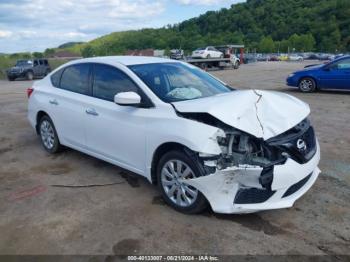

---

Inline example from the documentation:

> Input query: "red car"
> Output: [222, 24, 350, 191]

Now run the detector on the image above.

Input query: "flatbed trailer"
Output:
[183, 57, 240, 70]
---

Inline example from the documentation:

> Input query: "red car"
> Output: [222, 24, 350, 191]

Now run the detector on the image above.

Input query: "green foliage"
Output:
[259, 36, 275, 53]
[73, 0, 349, 55]
[33, 52, 44, 58]
[44, 48, 55, 57]
[58, 42, 84, 49]
[9, 52, 32, 59]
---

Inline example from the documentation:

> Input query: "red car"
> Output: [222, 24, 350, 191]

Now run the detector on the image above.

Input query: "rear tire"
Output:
[8, 77, 15, 81]
[157, 150, 208, 214]
[298, 77, 316, 93]
[233, 61, 240, 69]
[38, 115, 62, 154]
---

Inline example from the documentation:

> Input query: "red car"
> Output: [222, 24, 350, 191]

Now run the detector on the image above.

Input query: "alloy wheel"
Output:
[161, 160, 198, 207]
[40, 120, 55, 149]
[299, 79, 314, 92]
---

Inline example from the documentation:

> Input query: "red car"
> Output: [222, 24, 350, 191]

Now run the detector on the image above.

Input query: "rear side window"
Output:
[92, 64, 139, 101]
[60, 64, 90, 95]
[50, 69, 63, 87]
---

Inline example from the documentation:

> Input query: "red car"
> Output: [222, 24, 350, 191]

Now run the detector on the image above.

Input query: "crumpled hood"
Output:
[172, 90, 310, 140]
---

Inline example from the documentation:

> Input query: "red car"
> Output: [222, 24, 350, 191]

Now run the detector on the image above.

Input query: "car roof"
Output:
[68, 56, 177, 66]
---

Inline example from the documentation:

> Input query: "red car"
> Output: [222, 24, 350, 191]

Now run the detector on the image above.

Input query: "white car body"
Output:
[192, 46, 223, 59]
[289, 55, 304, 62]
[28, 56, 320, 214]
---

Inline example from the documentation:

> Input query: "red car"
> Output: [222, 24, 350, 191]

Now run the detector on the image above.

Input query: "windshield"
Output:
[16, 60, 32, 66]
[129, 62, 232, 103]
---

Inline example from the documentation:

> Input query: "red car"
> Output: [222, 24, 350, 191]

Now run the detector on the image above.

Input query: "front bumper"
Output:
[7, 71, 26, 78]
[286, 75, 299, 87]
[183, 140, 321, 214]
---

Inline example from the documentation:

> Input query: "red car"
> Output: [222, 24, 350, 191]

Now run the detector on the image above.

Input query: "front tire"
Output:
[157, 150, 208, 214]
[39, 115, 62, 153]
[26, 71, 34, 80]
[298, 77, 316, 93]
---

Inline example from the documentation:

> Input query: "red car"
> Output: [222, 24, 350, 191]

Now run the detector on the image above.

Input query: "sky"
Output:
[0, 0, 245, 54]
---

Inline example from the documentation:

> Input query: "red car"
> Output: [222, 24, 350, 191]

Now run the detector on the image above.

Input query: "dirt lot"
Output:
[0, 61, 349, 256]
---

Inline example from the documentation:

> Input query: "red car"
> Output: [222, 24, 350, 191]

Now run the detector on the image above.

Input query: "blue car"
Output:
[287, 56, 350, 92]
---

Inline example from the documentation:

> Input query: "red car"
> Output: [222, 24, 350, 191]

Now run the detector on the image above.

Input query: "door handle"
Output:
[49, 99, 58, 105]
[85, 108, 99, 116]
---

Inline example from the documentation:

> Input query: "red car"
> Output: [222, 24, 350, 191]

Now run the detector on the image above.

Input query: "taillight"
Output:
[27, 88, 34, 98]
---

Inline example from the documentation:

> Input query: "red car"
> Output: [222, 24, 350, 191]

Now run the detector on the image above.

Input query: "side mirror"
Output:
[114, 92, 141, 106]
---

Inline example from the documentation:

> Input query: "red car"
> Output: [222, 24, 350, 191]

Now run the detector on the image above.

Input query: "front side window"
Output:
[129, 62, 232, 103]
[335, 58, 350, 69]
[93, 64, 139, 102]
[60, 64, 90, 95]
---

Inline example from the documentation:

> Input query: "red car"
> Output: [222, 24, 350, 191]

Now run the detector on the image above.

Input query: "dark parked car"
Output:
[7, 59, 51, 81]
[286, 56, 350, 92]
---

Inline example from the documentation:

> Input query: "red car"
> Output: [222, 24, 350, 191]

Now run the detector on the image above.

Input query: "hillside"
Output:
[70, 0, 349, 57]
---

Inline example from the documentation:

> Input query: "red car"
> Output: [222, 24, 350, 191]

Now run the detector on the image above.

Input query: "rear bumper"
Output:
[183, 140, 321, 214]
[192, 54, 206, 59]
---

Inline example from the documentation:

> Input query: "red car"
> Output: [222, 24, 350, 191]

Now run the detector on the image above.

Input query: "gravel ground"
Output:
[0, 61, 349, 256]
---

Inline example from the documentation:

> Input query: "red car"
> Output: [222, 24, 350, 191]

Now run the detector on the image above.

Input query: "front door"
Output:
[84, 63, 151, 174]
[319, 58, 350, 89]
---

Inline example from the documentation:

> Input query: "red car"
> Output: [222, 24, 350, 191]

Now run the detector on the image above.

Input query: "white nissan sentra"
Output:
[27, 56, 321, 214]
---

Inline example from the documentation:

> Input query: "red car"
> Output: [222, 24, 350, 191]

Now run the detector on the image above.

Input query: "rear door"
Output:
[48, 63, 91, 148]
[319, 58, 350, 89]
[84, 63, 150, 174]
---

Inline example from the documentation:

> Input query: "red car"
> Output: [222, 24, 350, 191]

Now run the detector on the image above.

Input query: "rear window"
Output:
[60, 64, 90, 95]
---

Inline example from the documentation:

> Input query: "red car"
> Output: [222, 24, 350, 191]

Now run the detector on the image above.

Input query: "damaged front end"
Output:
[178, 112, 320, 214]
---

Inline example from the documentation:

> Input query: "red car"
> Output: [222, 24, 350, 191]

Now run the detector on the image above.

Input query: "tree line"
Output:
[78, 0, 349, 57]
[7, 0, 349, 58]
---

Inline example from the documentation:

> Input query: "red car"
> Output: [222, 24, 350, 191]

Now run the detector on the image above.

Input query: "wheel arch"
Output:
[35, 110, 49, 134]
[151, 142, 192, 185]
[298, 75, 318, 89]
